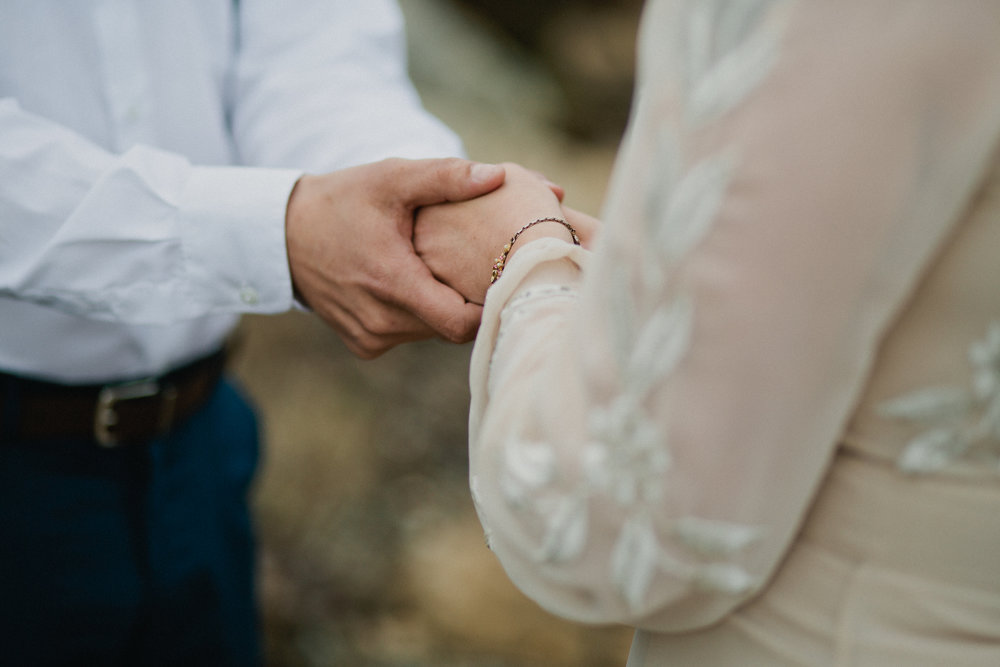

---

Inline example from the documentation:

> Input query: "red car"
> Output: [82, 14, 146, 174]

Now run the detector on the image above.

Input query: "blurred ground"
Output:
[229, 1, 641, 664]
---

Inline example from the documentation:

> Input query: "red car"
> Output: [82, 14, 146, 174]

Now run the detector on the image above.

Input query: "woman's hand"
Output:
[414, 163, 596, 305]
[561, 205, 601, 251]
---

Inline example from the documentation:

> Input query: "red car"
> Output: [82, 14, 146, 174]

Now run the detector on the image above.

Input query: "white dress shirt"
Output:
[0, 0, 463, 383]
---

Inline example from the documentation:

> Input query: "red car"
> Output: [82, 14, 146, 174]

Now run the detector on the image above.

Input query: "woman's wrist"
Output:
[491, 217, 580, 284]
[507, 223, 576, 257]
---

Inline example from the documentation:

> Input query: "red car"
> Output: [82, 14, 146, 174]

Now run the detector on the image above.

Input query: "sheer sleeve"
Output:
[467, 0, 1000, 632]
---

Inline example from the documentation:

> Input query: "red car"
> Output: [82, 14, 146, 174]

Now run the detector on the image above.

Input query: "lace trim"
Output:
[878, 320, 1000, 474]
[490, 0, 788, 612]
[506, 284, 578, 312]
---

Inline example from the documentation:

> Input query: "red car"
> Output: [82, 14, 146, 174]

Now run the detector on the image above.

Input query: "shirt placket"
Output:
[94, 0, 152, 152]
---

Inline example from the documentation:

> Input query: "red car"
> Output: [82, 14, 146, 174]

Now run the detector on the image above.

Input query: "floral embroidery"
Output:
[586, 395, 670, 506]
[878, 320, 1000, 474]
[678, 0, 788, 125]
[487, 0, 787, 612]
[499, 437, 556, 509]
[572, 0, 787, 608]
[535, 493, 590, 563]
[610, 514, 664, 609]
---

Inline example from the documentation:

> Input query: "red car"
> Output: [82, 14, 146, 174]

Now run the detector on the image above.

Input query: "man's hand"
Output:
[285, 157, 505, 358]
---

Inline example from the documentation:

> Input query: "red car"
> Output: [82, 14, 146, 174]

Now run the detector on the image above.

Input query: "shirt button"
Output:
[124, 104, 142, 123]
[239, 286, 259, 305]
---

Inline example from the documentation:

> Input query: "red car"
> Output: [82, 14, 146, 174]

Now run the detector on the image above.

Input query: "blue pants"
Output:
[0, 379, 261, 666]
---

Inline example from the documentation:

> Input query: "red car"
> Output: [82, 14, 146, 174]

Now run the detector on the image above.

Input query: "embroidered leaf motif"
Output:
[657, 153, 735, 262]
[876, 386, 972, 423]
[694, 562, 756, 595]
[608, 269, 638, 372]
[642, 128, 683, 289]
[500, 438, 555, 507]
[491, 0, 789, 608]
[611, 515, 663, 610]
[627, 296, 694, 398]
[674, 516, 762, 557]
[538, 494, 589, 563]
[587, 398, 669, 506]
[573, 0, 785, 609]
[683, 0, 786, 125]
[980, 395, 1000, 440]
[898, 428, 966, 474]
[968, 321, 1000, 399]
[879, 319, 1000, 474]
[644, 127, 683, 238]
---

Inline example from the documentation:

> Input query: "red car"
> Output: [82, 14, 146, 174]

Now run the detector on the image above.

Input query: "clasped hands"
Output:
[286, 158, 597, 358]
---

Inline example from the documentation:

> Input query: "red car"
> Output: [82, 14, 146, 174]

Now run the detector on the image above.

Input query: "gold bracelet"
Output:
[490, 217, 580, 284]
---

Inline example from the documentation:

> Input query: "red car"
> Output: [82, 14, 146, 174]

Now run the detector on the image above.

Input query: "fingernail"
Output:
[470, 163, 503, 184]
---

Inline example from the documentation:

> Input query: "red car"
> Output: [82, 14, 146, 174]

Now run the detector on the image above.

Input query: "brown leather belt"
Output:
[0, 350, 226, 447]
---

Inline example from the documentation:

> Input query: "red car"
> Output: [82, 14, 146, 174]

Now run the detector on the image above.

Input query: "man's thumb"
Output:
[396, 158, 505, 208]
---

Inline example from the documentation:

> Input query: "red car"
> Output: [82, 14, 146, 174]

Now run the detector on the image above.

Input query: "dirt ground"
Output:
[229, 2, 641, 664]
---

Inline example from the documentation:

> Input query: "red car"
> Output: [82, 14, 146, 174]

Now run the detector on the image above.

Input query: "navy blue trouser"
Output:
[0, 379, 261, 666]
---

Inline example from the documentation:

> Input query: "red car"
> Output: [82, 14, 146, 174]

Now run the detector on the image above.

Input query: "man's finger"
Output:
[412, 281, 483, 343]
[391, 258, 483, 342]
[319, 297, 437, 359]
[389, 158, 505, 208]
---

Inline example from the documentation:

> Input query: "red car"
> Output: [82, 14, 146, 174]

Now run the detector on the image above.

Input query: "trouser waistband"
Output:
[0, 349, 226, 447]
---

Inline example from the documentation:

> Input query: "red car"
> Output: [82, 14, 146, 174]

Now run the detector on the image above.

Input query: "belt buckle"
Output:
[94, 379, 177, 447]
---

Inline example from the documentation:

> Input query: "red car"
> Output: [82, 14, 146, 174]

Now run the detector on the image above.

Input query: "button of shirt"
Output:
[239, 286, 259, 306]
[123, 103, 142, 124]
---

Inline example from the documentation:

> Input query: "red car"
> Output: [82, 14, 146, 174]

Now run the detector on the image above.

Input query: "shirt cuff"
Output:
[180, 165, 303, 314]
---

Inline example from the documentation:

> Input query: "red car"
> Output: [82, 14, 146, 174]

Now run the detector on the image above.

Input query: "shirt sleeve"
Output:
[467, 0, 1000, 631]
[0, 97, 301, 324]
[230, 0, 464, 169]
[0, 0, 462, 325]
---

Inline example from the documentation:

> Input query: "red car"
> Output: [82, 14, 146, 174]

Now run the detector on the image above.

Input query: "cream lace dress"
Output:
[467, 1, 1000, 664]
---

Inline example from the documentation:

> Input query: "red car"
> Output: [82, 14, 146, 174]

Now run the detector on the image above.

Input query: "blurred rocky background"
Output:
[230, 1, 642, 664]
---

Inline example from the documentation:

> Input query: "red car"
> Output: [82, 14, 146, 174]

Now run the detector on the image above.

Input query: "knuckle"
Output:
[316, 302, 393, 360]
[440, 156, 466, 172]
[380, 156, 407, 170]
[359, 273, 395, 306]
[440, 316, 476, 344]
[437, 157, 469, 181]
[353, 343, 384, 360]
[365, 312, 396, 338]
[349, 329, 388, 359]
